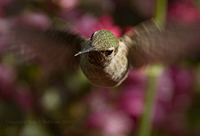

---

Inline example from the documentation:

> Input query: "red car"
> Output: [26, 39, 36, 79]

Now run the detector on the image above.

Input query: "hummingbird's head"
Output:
[75, 30, 119, 66]
[90, 29, 119, 52]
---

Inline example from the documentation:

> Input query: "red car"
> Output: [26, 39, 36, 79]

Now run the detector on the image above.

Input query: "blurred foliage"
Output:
[0, 0, 200, 136]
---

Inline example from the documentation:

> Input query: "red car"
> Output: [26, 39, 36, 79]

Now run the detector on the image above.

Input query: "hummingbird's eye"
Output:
[102, 50, 113, 56]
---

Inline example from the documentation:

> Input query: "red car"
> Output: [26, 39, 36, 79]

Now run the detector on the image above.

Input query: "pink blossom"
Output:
[153, 103, 168, 126]
[153, 66, 195, 134]
[14, 87, 34, 114]
[0, 64, 16, 100]
[116, 71, 147, 118]
[71, 14, 97, 37]
[87, 107, 111, 129]
[93, 15, 122, 38]
[170, 66, 195, 94]
[0, 64, 34, 114]
[0, 0, 14, 7]
[117, 89, 145, 118]
[0, 8, 5, 17]
[86, 107, 133, 136]
[60, 9, 82, 21]
[0, 19, 12, 50]
[17, 12, 52, 29]
[123, 26, 134, 35]
[157, 66, 194, 106]
[168, 2, 200, 24]
[84, 87, 110, 110]
[85, 87, 133, 135]
[156, 68, 174, 104]
[69, 14, 122, 38]
[57, 0, 78, 9]
[123, 70, 148, 91]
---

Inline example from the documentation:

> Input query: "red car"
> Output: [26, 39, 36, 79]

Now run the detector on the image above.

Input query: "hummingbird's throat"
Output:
[87, 52, 105, 66]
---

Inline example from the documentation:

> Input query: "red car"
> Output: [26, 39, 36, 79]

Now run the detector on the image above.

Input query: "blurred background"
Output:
[0, 0, 200, 136]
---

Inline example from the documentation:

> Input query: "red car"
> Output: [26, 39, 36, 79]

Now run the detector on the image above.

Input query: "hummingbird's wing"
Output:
[0, 26, 87, 71]
[121, 20, 200, 68]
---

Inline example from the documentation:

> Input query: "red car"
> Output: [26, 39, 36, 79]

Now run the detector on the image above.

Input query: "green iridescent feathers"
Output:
[91, 29, 119, 50]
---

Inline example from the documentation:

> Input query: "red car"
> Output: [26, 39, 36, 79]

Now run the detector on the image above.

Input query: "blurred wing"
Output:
[0, 27, 87, 71]
[121, 20, 200, 68]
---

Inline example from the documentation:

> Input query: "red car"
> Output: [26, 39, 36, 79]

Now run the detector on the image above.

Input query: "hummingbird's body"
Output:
[2, 20, 200, 87]
[80, 38, 129, 87]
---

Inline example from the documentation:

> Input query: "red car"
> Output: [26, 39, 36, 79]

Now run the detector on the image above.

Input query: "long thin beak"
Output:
[74, 46, 97, 56]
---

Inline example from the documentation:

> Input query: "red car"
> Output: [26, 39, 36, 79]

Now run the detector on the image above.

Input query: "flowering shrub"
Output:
[0, 0, 200, 136]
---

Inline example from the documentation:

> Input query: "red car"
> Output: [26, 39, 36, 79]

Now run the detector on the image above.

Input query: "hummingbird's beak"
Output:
[74, 46, 97, 56]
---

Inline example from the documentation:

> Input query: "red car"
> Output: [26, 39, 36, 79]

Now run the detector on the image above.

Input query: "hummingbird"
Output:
[1, 20, 200, 87]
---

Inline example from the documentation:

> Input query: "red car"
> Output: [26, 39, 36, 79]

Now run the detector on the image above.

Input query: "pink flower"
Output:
[0, 0, 14, 7]
[0, 19, 12, 50]
[86, 107, 133, 136]
[123, 70, 148, 91]
[116, 71, 147, 119]
[56, 0, 78, 9]
[93, 15, 122, 38]
[153, 66, 195, 134]
[69, 14, 122, 38]
[156, 68, 174, 104]
[0, 8, 5, 17]
[71, 14, 97, 38]
[84, 87, 110, 110]
[168, 2, 200, 24]
[156, 66, 195, 108]
[170, 66, 195, 94]
[85, 87, 133, 135]
[0, 64, 34, 114]
[153, 103, 168, 126]
[0, 64, 16, 100]
[117, 89, 145, 118]
[16, 12, 52, 29]
[14, 87, 34, 114]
